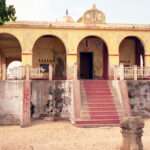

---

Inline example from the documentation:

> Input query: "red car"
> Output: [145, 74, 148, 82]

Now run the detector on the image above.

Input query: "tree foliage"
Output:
[0, 0, 16, 25]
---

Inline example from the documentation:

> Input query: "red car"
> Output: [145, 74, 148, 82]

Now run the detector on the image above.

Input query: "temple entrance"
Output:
[119, 36, 145, 66]
[77, 36, 108, 79]
[80, 52, 93, 79]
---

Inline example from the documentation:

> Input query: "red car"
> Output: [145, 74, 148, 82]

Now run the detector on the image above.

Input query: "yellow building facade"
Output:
[0, 5, 150, 80]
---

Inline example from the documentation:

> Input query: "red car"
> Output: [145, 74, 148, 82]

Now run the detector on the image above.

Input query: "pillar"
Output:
[49, 64, 53, 80]
[20, 80, 31, 127]
[20, 52, 32, 127]
[22, 52, 32, 66]
[66, 53, 77, 80]
[109, 54, 119, 79]
[1, 56, 6, 80]
[143, 41, 150, 67]
[145, 54, 150, 67]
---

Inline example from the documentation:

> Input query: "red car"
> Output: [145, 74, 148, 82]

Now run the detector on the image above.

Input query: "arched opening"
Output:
[0, 33, 22, 80]
[7, 60, 22, 79]
[32, 35, 66, 80]
[119, 36, 145, 67]
[77, 36, 108, 79]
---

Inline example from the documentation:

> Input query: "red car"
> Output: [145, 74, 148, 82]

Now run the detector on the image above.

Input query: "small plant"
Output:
[52, 81, 65, 121]
[46, 81, 65, 121]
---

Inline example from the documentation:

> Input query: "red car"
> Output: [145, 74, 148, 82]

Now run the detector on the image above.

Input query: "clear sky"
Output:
[7, 0, 150, 24]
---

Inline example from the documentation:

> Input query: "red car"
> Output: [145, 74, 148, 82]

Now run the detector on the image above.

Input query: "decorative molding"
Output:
[1, 22, 150, 32]
[22, 53, 32, 55]
[144, 54, 150, 57]
[67, 53, 77, 56]
[109, 54, 119, 56]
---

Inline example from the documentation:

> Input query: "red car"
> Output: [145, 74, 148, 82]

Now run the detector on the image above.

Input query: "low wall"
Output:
[0, 81, 23, 125]
[127, 81, 150, 117]
[31, 80, 73, 120]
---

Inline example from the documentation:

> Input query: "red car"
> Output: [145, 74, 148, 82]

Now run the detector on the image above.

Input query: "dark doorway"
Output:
[80, 52, 93, 79]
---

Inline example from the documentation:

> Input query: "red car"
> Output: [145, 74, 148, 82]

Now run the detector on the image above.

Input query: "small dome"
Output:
[63, 15, 74, 23]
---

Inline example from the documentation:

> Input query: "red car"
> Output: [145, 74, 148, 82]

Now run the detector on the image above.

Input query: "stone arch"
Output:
[0, 33, 22, 79]
[31, 33, 68, 52]
[119, 36, 145, 66]
[32, 34, 67, 80]
[77, 35, 109, 79]
[7, 60, 22, 79]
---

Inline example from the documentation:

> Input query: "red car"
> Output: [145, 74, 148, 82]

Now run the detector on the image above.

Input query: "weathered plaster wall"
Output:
[31, 80, 73, 120]
[127, 81, 150, 117]
[0, 81, 23, 125]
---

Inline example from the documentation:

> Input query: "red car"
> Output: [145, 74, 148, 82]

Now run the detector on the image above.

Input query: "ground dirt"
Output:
[0, 119, 149, 150]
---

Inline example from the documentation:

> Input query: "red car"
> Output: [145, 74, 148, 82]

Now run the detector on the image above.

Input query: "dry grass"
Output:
[0, 119, 150, 150]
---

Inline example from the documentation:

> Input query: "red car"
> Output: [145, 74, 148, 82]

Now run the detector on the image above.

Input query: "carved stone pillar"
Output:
[120, 116, 144, 150]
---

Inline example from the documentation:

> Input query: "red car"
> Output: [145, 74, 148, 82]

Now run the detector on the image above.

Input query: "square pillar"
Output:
[67, 54, 77, 80]
[1, 56, 6, 80]
[109, 54, 119, 79]
[144, 54, 150, 67]
[22, 52, 32, 66]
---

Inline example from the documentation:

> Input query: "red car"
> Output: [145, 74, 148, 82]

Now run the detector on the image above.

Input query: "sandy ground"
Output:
[0, 120, 150, 150]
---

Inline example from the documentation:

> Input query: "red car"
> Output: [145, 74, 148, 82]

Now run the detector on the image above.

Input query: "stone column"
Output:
[22, 52, 32, 66]
[144, 42, 150, 67]
[120, 116, 144, 150]
[145, 55, 150, 67]
[49, 64, 53, 80]
[66, 53, 77, 80]
[109, 54, 119, 80]
[2, 57, 7, 80]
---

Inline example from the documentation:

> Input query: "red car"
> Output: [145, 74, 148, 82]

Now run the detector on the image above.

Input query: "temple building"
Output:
[0, 5, 150, 127]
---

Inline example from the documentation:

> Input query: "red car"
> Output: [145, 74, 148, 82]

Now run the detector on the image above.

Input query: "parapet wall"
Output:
[31, 80, 73, 120]
[0, 80, 73, 126]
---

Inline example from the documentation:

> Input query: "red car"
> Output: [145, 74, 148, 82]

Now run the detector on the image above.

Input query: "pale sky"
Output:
[7, 0, 150, 24]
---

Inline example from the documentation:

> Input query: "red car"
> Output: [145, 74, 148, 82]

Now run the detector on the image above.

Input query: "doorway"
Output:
[80, 52, 93, 79]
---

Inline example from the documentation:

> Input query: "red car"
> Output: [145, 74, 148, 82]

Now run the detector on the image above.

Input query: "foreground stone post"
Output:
[120, 116, 144, 150]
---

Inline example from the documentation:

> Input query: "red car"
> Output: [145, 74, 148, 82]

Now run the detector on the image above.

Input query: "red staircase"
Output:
[76, 80, 120, 127]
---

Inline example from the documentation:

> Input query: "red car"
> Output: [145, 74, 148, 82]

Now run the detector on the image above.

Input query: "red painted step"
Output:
[76, 80, 120, 127]
[76, 119, 119, 125]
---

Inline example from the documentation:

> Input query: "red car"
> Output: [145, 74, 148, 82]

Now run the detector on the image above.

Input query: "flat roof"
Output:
[1, 21, 150, 31]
